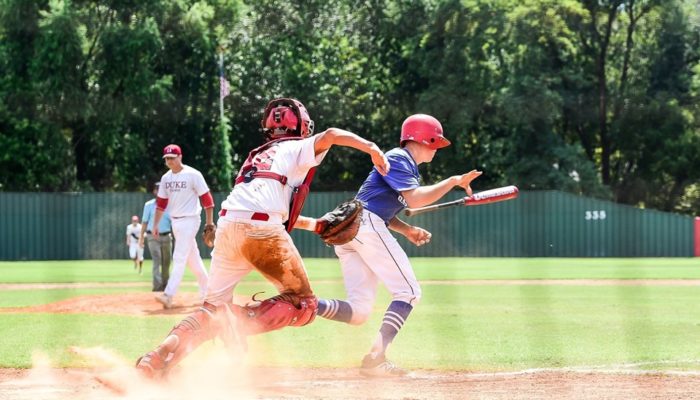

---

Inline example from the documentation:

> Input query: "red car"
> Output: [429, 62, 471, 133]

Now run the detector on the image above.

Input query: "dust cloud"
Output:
[0, 347, 260, 400]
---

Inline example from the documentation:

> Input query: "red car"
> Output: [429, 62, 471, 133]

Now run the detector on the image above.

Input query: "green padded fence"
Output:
[0, 191, 694, 260]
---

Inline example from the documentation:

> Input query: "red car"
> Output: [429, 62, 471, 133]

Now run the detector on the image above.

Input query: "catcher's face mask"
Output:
[261, 98, 314, 141]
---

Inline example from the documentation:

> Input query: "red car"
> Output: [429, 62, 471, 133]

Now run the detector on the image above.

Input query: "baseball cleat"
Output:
[135, 351, 168, 380]
[359, 354, 408, 377]
[155, 293, 173, 309]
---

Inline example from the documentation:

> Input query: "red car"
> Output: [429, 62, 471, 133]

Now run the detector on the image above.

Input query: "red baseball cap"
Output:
[162, 144, 182, 158]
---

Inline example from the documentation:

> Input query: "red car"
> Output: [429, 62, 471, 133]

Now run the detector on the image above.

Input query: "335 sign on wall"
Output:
[584, 210, 607, 220]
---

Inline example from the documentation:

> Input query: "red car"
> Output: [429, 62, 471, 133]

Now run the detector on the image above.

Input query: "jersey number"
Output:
[252, 148, 277, 171]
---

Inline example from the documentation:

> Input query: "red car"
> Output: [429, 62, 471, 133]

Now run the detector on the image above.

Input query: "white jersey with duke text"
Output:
[157, 165, 210, 218]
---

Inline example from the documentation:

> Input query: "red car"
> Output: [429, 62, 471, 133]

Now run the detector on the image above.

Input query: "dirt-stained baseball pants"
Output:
[204, 215, 312, 306]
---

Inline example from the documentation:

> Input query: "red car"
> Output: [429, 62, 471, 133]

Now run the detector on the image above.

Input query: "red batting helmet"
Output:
[261, 98, 314, 141]
[400, 114, 451, 149]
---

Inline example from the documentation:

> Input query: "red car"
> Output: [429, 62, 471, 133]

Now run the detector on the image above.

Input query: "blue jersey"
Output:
[356, 147, 420, 223]
[142, 198, 172, 233]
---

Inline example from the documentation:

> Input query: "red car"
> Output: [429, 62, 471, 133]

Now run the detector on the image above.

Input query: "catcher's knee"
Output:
[236, 294, 317, 335]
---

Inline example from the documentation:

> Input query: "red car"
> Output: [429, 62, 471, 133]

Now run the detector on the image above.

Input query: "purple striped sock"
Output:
[317, 298, 353, 323]
[378, 301, 413, 351]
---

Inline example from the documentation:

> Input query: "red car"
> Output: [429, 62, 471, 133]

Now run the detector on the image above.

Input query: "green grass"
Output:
[254, 283, 700, 370]
[0, 259, 699, 370]
[0, 313, 177, 367]
[1, 258, 699, 283]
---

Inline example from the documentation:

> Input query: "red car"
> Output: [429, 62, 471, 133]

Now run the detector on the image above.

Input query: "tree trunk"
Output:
[598, 57, 610, 185]
[594, 2, 620, 186]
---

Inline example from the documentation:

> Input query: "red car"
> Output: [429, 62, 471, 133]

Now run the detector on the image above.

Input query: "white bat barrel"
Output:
[465, 185, 519, 206]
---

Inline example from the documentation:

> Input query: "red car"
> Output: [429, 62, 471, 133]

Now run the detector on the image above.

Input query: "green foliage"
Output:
[0, 0, 698, 213]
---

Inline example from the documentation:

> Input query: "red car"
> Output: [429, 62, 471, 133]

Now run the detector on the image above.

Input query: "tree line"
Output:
[1, 0, 699, 215]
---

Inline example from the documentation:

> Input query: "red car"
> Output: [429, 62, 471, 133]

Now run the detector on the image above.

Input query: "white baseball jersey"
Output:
[221, 137, 328, 221]
[126, 223, 142, 245]
[158, 165, 210, 218]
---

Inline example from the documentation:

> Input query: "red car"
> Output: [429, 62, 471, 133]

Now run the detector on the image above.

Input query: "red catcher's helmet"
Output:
[261, 98, 314, 141]
[400, 114, 451, 150]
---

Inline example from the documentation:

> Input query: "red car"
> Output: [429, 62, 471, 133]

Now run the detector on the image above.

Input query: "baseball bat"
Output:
[403, 185, 519, 217]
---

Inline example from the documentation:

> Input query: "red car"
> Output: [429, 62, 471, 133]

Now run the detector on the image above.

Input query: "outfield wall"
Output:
[0, 191, 695, 260]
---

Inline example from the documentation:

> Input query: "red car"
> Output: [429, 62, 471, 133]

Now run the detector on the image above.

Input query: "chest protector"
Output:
[234, 137, 316, 232]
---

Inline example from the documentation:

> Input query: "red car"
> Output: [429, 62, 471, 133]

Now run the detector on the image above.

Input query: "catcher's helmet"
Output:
[400, 114, 451, 150]
[261, 98, 314, 141]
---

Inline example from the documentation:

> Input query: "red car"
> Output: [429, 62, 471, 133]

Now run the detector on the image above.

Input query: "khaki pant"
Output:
[146, 233, 172, 291]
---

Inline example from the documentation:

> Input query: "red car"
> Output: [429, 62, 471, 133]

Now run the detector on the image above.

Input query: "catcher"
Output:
[135, 97, 389, 378]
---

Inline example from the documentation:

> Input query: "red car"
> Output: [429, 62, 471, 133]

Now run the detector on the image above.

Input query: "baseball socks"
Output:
[362, 300, 413, 365]
[317, 299, 353, 323]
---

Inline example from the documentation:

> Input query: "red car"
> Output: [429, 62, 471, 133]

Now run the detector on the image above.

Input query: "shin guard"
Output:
[236, 294, 317, 335]
[138, 305, 218, 376]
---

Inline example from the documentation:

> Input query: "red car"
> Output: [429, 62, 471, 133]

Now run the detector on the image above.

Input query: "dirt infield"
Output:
[1, 365, 699, 400]
[2, 286, 700, 399]
[0, 291, 205, 316]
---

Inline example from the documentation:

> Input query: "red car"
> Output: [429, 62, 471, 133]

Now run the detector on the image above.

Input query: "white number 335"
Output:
[585, 210, 607, 220]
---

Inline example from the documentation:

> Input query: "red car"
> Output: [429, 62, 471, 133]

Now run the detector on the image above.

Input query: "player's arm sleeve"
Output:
[156, 179, 169, 211]
[199, 192, 214, 209]
[297, 136, 328, 168]
[382, 153, 420, 192]
[156, 197, 168, 211]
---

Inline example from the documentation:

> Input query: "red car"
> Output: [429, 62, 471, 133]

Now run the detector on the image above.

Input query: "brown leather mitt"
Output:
[315, 200, 363, 246]
[202, 223, 216, 248]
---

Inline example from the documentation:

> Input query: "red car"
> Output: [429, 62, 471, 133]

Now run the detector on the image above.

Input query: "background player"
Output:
[125, 215, 144, 273]
[152, 144, 214, 308]
[135, 97, 390, 378]
[139, 182, 173, 292]
[297, 114, 482, 377]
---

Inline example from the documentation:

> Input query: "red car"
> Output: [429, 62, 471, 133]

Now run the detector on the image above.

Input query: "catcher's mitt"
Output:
[316, 200, 363, 246]
[202, 223, 216, 248]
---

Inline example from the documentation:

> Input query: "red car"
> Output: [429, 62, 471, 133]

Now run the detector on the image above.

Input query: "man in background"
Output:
[139, 182, 173, 292]
[126, 215, 144, 273]
[151, 144, 213, 308]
